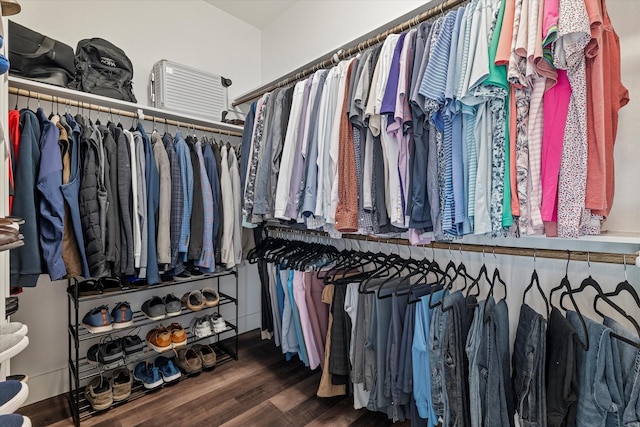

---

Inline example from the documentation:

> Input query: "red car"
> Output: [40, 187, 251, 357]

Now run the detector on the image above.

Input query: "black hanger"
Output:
[481, 248, 507, 322]
[548, 251, 589, 351]
[522, 249, 550, 318]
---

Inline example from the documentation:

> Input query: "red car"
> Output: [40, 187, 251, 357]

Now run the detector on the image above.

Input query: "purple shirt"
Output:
[380, 32, 407, 116]
[284, 78, 313, 219]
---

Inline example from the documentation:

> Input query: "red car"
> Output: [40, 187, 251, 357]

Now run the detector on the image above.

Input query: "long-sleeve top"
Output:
[174, 132, 193, 255]
[220, 145, 235, 268]
[153, 132, 171, 266]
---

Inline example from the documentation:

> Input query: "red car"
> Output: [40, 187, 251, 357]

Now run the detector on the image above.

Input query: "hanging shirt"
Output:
[174, 131, 193, 255]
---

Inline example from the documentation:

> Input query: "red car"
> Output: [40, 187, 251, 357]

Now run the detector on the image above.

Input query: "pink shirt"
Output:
[540, 70, 571, 225]
[293, 270, 321, 370]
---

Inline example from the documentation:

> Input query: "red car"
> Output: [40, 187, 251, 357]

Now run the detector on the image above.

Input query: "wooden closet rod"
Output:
[232, 0, 467, 107]
[268, 226, 639, 267]
[9, 86, 244, 138]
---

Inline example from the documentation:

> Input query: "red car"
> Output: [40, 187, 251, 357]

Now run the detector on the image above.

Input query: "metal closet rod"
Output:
[268, 226, 639, 266]
[8, 86, 244, 138]
[232, 0, 467, 106]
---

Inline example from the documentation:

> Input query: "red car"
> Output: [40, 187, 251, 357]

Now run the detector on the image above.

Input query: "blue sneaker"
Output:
[0, 414, 32, 426]
[0, 380, 28, 415]
[111, 302, 133, 329]
[132, 362, 163, 390]
[82, 305, 113, 333]
[154, 356, 181, 382]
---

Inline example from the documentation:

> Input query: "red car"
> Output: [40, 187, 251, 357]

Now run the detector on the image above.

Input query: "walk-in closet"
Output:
[0, 0, 639, 426]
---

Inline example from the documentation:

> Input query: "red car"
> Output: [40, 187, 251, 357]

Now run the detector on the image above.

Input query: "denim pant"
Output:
[512, 303, 547, 427]
[546, 307, 579, 427]
[429, 300, 449, 422]
[568, 311, 624, 427]
[466, 300, 486, 427]
[478, 297, 515, 427]
[604, 316, 640, 426]
[443, 291, 475, 427]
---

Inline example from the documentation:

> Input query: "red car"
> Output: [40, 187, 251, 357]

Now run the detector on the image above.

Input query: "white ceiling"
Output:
[205, 0, 297, 29]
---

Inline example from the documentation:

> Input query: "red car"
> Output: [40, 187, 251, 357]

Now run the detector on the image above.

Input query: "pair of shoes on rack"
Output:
[173, 343, 217, 375]
[0, 380, 29, 415]
[85, 367, 132, 411]
[133, 361, 163, 390]
[153, 356, 181, 383]
[87, 337, 124, 368]
[5, 296, 18, 318]
[141, 294, 181, 320]
[182, 288, 219, 311]
[81, 302, 133, 333]
[0, 322, 29, 365]
[146, 323, 186, 353]
[67, 277, 122, 297]
[190, 313, 226, 339]
[174, 264, 205, 281]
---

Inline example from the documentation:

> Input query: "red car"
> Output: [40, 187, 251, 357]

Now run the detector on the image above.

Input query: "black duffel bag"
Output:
[8, 20, 75, 87]
[68, 38, 137, 103]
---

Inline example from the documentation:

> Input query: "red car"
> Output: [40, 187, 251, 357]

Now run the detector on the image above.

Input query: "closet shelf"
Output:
[8, 76, 244, 135]
[69, 292, 237, 342]
[68, 268, 237, 304]
[72, 322, 237, 382]
[70, 343, 235, 421]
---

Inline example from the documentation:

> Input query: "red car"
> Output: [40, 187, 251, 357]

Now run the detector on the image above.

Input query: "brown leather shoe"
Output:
[146, 326, 172, 353]
[167, 323, 187, 348]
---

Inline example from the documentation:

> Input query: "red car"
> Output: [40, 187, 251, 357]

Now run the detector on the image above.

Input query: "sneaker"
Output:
[167, 323, 187, 348]
[154, 356, 181, 382]
[201, 288, 220, 307]
[111, 302, 133, 329]
[190, 316, 212, 339]
[87, 339, 124, 366]
[160, 272, 175, 283]
[66, 279, 102, 297]
[146, 326, 172, 353]
[82, 306, 113, 333]
[187, 266, 204, 277]
[99, 277, 122, 293]
[175, 347, 202, 375]
[210, 313, 226, 334]
[0, 381, 28, 414]
[191, 344, 217, 369]
[120, 335, 144, 355]
[164, 294, 182, 317]
[0, 323, 27, 337]
[174, 270, 192, 281]
[110, 368, 132, 402]
[5, 375, 27, 384]
[181, 291, 205, 311]
[0, 414, 32, 427]
[141, 296, 166, 320]
[0, 334, 28, 365]
[133, 362, 163, 390]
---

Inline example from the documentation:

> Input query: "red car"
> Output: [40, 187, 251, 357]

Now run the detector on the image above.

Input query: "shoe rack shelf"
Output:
[66, 268, 239, 426]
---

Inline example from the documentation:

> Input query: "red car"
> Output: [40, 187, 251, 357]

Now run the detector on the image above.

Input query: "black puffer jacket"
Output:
[77, 115, 107, 277]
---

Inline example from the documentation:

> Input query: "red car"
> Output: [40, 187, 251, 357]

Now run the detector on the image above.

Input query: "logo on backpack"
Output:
[100, 56, 116, 67]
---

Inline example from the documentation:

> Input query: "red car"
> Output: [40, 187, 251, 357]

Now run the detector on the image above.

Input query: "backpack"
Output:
[8, 20, 76, 87]
[69, 38, 137, 103]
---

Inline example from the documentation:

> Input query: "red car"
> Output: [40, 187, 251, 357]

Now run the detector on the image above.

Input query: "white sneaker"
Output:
[190, 317, 212, 338]
[0, 322, 27, 337]
[209, 313, 226, 334]
[0, 335, 28, 365]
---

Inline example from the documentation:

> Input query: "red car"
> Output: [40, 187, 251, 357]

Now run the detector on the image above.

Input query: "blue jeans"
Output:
[512, 303, 547, 426]
[429, 298, 449, 422]
[478, 297, 515, 427]
[604, 316, 640, 426]
[443, 291, 475, 427]
[466, 300, 485, 427]
[568, 311, 624, 427]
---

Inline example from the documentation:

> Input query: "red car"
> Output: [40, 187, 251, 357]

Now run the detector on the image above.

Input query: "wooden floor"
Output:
[19, 329, 408, 426]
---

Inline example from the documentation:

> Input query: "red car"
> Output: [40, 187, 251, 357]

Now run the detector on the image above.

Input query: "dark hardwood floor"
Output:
[19, 330, 409, 426]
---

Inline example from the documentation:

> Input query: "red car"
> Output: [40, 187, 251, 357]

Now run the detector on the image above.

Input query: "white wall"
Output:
[10, 0, 262, 107]
[260, 0, 427, 83]
[7, 0, 264, 406]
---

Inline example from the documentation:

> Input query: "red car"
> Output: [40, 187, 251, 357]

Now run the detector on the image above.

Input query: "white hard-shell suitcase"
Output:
[150, 59, 231, 122]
